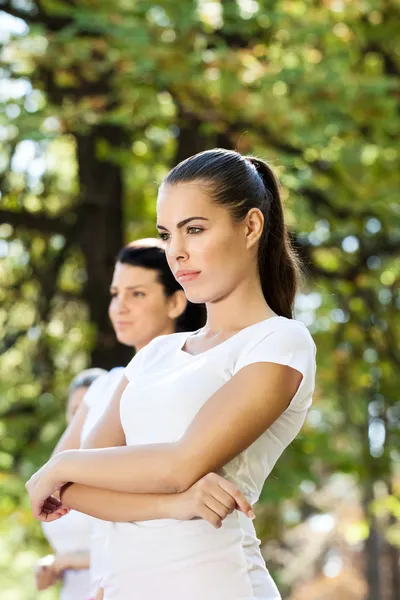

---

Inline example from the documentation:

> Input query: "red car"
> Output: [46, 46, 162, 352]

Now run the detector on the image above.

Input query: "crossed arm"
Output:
[27, 362, 302, 520]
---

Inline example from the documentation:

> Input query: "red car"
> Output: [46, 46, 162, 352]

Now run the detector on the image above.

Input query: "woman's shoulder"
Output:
[144, 331, 191, 356]
[83, 367, 123, 408]
[247, 316, 314, 345]
[124, 332, 191, 381]
[235, 316, 316, 367]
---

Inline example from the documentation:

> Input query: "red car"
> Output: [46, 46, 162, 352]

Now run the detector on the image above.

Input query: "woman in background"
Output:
[36, 368, 106, 599]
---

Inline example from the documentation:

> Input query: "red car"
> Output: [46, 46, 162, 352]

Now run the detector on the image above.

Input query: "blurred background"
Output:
[0, 1, 399, 598]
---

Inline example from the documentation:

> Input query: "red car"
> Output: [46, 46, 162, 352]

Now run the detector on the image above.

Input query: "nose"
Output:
[167, 234, 188, 263]
[113, 294, 130, 314]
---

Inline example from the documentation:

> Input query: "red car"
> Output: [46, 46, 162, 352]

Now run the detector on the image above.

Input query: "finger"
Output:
[197, 505, 222, 529]
[46, 496, 62, 508]
[206, 486, 236, 513]
[216, 478, 254, 519]
[203, 496, 230, 521]
[41, 501, 58, 514]
[39, 512, 63, 523]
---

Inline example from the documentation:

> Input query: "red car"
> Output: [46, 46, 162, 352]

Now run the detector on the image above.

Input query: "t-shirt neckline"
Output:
[178, 315, 286, 359]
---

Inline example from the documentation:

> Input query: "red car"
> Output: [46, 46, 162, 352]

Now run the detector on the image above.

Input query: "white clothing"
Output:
[81, 367, 125, 598]
[41, 368, 124, 600]
[41, 511, 91, 600]
[82, 367, 124, 442]
[102, 316, 316, 600]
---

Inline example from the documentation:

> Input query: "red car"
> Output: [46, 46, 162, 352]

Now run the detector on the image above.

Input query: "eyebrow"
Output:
[110, 285, 148, 290]
[156, 216, 209, 231]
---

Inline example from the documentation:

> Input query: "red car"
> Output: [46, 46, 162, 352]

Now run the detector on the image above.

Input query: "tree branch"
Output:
[0, 208, 76, 235]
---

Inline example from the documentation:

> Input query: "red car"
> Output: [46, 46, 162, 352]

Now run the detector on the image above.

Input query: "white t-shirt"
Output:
[81, 367, 125, 598]
[41, 511, 92, 600]
[42, 368, 125, 600]
[81, 367, 124, 442]
[101, 316, 316, 600]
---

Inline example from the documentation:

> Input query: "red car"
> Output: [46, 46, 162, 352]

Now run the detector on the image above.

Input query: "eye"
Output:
[110, 291, 118, 298]
[157, 232, 170, 241]
[187, 227, 203, 234]
[132, 291, 146, 298]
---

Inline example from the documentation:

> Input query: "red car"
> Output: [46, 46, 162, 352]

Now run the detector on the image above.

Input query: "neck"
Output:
[204, 272, 276, 335]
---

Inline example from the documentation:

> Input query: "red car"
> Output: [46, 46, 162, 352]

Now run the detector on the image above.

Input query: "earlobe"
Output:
[246, 208, 264, 248]
[168, 290, 187, 320]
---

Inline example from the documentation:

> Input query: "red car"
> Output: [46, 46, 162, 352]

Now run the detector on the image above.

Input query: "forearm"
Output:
[61, 483, 180, 522]
[55, 444, 186, 494]
[52, 404, 88, 456]
[56, 551, 90, 571]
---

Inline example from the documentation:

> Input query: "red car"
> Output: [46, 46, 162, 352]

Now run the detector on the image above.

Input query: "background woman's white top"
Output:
[81, 367, 125, 598]
[41, 511, 92, 600]
[41, 368, 124, 600]
[102, 316, 316, 600]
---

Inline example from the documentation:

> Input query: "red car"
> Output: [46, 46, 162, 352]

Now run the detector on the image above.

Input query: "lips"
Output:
[175, 270, 201, 283]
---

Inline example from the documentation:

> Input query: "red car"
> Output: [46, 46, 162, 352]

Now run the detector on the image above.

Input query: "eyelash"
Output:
[110, 291, 146, 298]
[158, 227, 203, 241]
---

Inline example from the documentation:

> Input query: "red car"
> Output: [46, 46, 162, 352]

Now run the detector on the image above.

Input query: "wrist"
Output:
[165, 492, 189, 521]
[52, 450, 75, 484]
[53, 554, 68, 573]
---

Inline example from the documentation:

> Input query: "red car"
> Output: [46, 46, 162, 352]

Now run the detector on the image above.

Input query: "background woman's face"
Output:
[156, 183, 254, 305]
[108, 263, 181, 349]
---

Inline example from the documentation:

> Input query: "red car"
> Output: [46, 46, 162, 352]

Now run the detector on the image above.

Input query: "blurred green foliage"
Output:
[0, 0, 399, 598]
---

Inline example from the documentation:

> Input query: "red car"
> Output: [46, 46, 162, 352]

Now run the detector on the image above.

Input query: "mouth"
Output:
[115, 322, 133, 328]
[175, 270, 201, 283]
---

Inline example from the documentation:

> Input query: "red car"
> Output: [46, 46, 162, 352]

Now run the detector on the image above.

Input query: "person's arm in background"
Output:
[51, 402, 89, 456]
[81, 376, 128, 449]
[94, 587, 104, 600]
[52, 370, 126, 456]
[51, 551, 90, 572]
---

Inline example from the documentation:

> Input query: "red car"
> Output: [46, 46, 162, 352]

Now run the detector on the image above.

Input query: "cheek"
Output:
[108, 300, 115, 319]
[200, 229, 238, 269]
[136, 296, 170, 325]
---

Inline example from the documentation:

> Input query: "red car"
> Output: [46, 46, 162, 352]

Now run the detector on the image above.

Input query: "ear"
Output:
[167, 289, 187, 320]
[244, 208, 264, 249]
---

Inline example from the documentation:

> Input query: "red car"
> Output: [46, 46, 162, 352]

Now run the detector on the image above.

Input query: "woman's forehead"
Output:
[157, 182, 221, 225]
[112, 263, 159, 285]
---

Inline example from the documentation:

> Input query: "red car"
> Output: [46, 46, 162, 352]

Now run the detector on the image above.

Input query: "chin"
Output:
[116, 332, 136, 347]
[184, 289, 211, 305]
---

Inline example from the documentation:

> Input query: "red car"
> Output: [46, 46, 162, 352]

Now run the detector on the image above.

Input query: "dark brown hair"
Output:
[164, 149, 301, 319]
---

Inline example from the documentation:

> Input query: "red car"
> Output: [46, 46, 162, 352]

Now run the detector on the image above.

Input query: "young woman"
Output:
[27, 149, 316, 600]
[44, 239, 247, 599]
[37, 368, 106, 599]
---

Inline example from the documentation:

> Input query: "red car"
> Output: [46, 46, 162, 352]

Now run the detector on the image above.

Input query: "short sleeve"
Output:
[124, 347, 147, 382]
[83, 373, 109, 409]
[234, 322, 316, 412]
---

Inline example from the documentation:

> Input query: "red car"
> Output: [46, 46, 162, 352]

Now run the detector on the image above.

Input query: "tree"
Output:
[0, 1, 399, 598]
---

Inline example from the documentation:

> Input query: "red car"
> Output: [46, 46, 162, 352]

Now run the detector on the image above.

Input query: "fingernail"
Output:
[248, 510, 255, 520]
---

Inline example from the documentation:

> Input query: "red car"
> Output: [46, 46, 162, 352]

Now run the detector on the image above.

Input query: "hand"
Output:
[26, 458, 69, 520]
[173, 472, 254, 529]
[35, 558, 59, 590]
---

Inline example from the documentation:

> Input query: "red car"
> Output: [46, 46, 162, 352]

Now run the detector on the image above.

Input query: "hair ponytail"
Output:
[246, 157, 301, 319]
[164, 148, 302, 319]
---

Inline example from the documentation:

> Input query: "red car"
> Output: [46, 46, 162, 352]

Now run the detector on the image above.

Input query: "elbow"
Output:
[161, 468, 192, 494]
[162, 451, 197, 494]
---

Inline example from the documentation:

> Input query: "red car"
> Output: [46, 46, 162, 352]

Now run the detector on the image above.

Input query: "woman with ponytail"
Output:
[27, 150, 316, 600]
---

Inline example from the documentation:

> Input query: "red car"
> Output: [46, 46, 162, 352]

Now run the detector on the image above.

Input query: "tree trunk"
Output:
[363, 477, 382, 600]
[76, 124, 132, 369]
